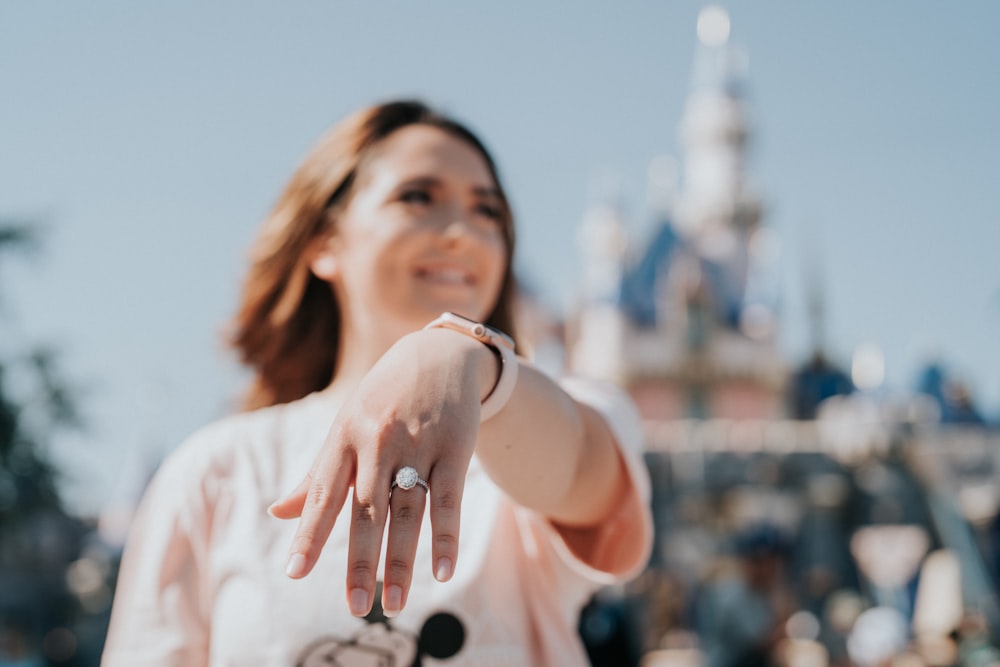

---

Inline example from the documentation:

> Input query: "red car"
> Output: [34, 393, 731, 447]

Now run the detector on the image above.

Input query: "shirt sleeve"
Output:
[519, 376, 654, 584]
[101, 434, 217, 667]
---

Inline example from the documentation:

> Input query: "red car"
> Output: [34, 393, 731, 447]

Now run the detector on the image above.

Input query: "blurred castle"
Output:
[565, 9, 787, 422]
[558, 10, 1000, 666]
[557, 7, 988, 429]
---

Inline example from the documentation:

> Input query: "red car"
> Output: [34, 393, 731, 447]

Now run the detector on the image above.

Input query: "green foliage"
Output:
[0, 221, 40, 257]
[0, 223, 81, 530]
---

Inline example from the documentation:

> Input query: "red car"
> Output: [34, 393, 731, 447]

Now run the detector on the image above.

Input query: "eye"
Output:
[474, 201, 503, 223]
[399, 188, 432, 205]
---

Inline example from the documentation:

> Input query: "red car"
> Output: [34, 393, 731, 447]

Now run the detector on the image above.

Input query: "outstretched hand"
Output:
[267, 329, 497, 618]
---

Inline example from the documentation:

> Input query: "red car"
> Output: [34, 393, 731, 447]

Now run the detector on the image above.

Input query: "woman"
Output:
[102, 100, 652, 666]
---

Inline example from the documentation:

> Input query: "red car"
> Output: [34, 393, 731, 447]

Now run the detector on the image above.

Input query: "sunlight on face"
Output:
[318, 125, 509, 340]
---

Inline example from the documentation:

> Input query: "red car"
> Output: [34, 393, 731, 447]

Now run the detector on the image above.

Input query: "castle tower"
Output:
[568, 6, 786, 421]
[674, 5, 762, 324]
[570, 174, 629, 383]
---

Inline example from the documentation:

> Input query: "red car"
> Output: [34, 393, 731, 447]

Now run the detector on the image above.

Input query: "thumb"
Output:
[268, 474, 311, 520]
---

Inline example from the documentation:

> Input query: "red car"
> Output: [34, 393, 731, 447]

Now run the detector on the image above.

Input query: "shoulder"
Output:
[151, 393, 331, 507]
[163, 402, 287, 474]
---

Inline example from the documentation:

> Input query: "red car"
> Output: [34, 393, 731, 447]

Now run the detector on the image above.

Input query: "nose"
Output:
[439, 206, 477, 242]
[443, 217, 470, 238]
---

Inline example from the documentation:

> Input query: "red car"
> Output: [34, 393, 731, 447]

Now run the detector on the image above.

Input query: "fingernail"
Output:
[383, 584, 403, 617]
[266, 503, 278, 518]
[435, 557, 453, 582]
[285, 553, 306, 578]
[348, 588, 370, 617]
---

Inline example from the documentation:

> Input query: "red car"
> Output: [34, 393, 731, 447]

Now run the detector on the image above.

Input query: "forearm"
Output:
[385, 328, 628, 527]
[476, 357, 627, 527]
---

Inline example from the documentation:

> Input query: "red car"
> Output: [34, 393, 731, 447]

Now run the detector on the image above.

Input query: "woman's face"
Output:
[313, 124, 508, 338]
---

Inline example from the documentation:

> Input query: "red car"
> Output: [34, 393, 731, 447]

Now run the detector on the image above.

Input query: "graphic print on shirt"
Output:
[295, 584, 466, 667]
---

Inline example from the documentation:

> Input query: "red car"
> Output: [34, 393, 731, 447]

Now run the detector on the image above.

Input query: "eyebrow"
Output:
[473, 185, 503, 200]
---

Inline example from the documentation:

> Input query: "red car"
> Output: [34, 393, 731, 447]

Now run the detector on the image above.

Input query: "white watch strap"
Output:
[479, 342, 518, 422]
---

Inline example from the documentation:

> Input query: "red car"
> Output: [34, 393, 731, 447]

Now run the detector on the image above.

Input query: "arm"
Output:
[102, 445, 211, 667]
[475, 358, 629, 529]
[269, 326, 646, 617]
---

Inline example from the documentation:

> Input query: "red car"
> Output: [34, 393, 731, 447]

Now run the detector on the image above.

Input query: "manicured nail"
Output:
[348, 588, 370, 617]
[266, 503, 278, 518]
[435, 557, 453, 582]
[285, 553, 307, 578]
[383, 584, 403, 617]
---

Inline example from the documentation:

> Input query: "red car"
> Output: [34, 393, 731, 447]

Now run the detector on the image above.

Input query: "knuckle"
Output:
[372, 416, 416, 447]
[348, 560, 376, 581]
[391, 503, 419, 523]
[434, 532, 459, 551]
[353, 498, 382, 524]
[376, 414, 406, 436]
[291, 535, 318, 557]
[386, 557, 412, 578]
[327, 421, 348, 442]
[306, 482, 332, 508]
[432, 489, 460, 513]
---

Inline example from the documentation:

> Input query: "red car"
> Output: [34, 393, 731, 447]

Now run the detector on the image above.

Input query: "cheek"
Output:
[486, 236, 508, 285]
[343, 220, 415, 267]
[333, 233, 406, 293]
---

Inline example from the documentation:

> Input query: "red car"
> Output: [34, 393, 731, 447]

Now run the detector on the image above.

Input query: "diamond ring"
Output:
[391, 466, 429, 493]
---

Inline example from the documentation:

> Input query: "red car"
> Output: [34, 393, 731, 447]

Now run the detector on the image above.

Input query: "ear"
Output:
[309, 235, 340, 281]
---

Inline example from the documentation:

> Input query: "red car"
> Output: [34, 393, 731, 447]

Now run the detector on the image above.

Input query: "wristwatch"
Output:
[423, 312, 518, 421]
[424, 312, 515, 351]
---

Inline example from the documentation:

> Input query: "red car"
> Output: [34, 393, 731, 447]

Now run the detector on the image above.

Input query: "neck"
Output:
[323, 312, 412, 398]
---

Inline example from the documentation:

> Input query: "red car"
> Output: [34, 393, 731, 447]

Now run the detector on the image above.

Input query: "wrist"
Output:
[422, 312, 518, 421]
[416, 327, 499, 402]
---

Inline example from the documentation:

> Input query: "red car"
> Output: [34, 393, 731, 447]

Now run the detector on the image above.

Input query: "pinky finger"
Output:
[268, 475, 311, 520]
[427, 467, 465, 583]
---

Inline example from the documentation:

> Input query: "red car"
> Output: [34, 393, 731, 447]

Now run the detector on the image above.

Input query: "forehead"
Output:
[358, 125, 497, 189]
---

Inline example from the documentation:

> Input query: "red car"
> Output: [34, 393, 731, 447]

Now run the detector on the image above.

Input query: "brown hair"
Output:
[229, 100, 518, 410]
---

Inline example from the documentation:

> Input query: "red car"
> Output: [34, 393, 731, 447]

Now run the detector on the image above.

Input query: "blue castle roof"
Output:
[619, 220, 680, 327]
[619, 219, 746, 330]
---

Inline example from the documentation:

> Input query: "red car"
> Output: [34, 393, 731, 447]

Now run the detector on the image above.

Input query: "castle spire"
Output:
[570, 169, 628, 382]
[675, 5, 762, 323]
[578, 169, 628, 305]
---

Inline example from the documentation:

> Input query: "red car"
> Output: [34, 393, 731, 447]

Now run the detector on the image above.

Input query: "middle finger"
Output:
[382, 466, 430, 617]
[346, 462, 392, 617]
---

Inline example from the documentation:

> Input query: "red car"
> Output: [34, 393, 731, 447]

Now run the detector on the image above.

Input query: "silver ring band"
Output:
[391, 466, 429, 493]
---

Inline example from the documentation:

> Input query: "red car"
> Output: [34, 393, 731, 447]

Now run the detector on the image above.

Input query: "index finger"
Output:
[284, 444, 354, 579]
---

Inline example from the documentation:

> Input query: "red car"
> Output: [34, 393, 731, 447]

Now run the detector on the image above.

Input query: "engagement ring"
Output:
[391, 466, 429, 493]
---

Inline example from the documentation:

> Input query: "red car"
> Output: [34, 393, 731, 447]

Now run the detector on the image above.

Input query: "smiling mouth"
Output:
[414, 267, 475, 287]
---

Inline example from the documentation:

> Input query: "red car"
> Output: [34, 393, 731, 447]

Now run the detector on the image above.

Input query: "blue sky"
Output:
[2, 1, 998, 514]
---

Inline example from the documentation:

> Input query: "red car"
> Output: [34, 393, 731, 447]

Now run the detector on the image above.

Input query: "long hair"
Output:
[229, 100, 518, 410]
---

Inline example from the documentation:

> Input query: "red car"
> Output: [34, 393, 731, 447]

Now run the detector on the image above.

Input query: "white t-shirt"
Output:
[102, 378, 652, 667]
